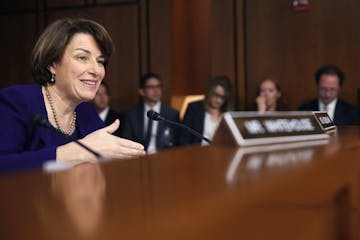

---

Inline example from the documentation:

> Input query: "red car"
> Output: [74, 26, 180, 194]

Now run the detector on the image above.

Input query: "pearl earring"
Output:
[50, 73, 56, 84]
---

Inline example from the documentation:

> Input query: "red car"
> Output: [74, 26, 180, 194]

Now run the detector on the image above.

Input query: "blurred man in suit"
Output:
[298, 65, 357, 125]
[121, 72, 180, 154]
[93, 81, 123, 136]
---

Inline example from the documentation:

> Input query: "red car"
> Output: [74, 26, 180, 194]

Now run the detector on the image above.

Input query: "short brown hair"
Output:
[256, 78, 282, 96]
[204, 75, 233, 112]
[31, 18, 114, 85]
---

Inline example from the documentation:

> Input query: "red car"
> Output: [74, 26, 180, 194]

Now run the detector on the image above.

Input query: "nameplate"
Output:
[313, 111, 336, 132]
[213, 111, 329, 146]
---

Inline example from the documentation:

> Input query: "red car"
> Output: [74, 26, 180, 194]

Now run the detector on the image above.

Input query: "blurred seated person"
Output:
[121, 72, 180, 154]
[93, 81, 123, 136]
[255, 78, 288, 113]
[0, 18, 145, 166]
[180, 75, 233, 146]
[298, 65, 358, 125]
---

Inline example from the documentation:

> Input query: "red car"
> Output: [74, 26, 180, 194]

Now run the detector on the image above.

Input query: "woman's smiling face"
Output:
[49, 33, 106, 103]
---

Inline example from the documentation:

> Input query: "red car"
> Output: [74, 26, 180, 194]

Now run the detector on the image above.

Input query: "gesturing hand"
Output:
[81, 119, 146, 159]
[57, 120, 146, 162]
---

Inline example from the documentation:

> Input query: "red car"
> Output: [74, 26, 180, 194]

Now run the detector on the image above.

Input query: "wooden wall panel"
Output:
[319, 0, 360, 108]
[171, 0, 246, 110]
[46, 0, 85, 8]
[96, 0, 137, 4]
[235, 0, 246, 110]
[211, 0, 246, 109]
[138, 0, 149, 75]
[211, 0, 235, 84]
[148, 0, 171, 104]
[47, 6, 140, 112]
[171, 0, 190, 101]
[171, 0, 212, 111]
[245, 0, 360, 109]
[171, 0, 212, 97]
[0, 0, 36, 12]
[0, 14, 38, 89]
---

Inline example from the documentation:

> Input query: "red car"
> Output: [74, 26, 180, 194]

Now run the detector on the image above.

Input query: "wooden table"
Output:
[0, 127, 360, 239]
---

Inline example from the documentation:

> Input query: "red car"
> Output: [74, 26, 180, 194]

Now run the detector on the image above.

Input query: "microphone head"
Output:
[147, 110, 164, 121]
[32, 114, 51, 128]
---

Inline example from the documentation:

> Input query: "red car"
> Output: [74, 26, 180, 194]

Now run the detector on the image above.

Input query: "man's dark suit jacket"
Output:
[298, 98, 358, 126]
[120, 103, 180, 150]
[103, 108, 124, 137]
[179, 100, 206, 146]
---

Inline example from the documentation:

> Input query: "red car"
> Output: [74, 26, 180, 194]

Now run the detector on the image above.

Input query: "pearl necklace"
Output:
[44, 86, 77, 135]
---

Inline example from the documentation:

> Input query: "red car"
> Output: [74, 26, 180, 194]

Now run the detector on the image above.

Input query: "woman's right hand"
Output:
[57, 119, 146, 162]
[256, 95, 266, 113]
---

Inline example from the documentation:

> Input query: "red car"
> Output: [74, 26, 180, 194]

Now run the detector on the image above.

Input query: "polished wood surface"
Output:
[1, 127, 360, 239]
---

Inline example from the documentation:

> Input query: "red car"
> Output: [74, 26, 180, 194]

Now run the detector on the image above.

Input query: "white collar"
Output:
[319, 98, 337, 110]
[98, 106, 110, 122]
[144, 101, 161, 113]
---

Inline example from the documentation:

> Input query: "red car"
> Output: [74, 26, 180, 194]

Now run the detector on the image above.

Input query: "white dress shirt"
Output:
[202, 113, 222, 146]
[98, 106, 110, 122]
[144, 102, 161, 154]
[319, 98, 337, 121]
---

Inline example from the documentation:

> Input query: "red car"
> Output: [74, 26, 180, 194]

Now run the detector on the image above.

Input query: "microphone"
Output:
[32, 114, 104, 159]
[146, 110, 212, 144]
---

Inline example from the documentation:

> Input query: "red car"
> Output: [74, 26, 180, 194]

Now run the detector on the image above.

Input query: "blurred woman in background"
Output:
[180, 75, 233, 146]
[255, 78, 288, 113]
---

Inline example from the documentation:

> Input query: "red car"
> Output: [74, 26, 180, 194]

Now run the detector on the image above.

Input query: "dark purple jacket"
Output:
[0, 84, 104, 171]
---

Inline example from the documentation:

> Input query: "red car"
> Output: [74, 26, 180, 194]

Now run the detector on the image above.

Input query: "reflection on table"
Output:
[0, 127, 359, 239]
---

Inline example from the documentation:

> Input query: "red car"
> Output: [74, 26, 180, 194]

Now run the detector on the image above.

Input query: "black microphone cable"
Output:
[146, 110, 212, 144]
[32, 114, 105, 159]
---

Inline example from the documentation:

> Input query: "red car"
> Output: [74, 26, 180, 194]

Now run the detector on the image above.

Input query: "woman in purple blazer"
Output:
[0, 18, 145, 169]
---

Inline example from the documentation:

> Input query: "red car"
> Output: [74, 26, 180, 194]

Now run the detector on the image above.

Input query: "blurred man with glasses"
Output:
[121, 72, 180, 154]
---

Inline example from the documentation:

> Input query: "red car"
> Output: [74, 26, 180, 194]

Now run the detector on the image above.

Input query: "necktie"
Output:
[144, 118, 153, 150]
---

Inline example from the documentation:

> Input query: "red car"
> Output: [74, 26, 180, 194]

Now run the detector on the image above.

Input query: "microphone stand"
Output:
[162, 118, 212, 144]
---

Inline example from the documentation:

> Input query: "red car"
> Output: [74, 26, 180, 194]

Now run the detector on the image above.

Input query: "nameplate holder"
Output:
[312, 111, 336, 132]
[212, 111, 329, 147]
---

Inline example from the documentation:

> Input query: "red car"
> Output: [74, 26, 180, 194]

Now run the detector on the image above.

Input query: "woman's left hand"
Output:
[57, 120, 146, 161]
[80, 119, 146, 159]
